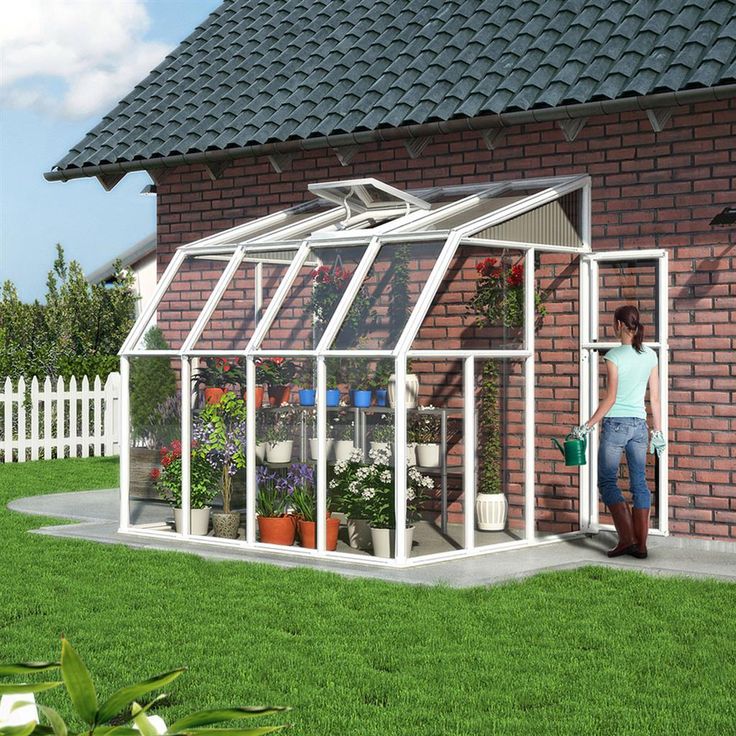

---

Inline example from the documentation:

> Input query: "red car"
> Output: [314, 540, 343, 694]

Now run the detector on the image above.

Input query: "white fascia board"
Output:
[583, 249, 666, 261]
[460, 237, 587, 254]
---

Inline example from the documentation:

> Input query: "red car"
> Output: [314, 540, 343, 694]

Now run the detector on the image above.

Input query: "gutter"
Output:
[44, 85, 736, 183]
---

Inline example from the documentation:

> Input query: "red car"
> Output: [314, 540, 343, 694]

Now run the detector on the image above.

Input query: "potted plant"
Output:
[330, 411, 356, 461]
[264, 410, 296, 463]
[193, 357, 234, 405]
[329, 446, 372, 550]
[256, 357, 297, 406]
[469, 257, 546, 530]
[332, 445, 432, 558]
[289, 463, 340, 550]
[410, 407, 442, 468]
[345, 358, 372, 407]
[193, 392, 247, 538]
[325, 358, 342, 406]
[369, 414, 394, 462]
[229, 357, 264, 408]
[152, 439, 219, 535]
[370, 359, 393, 407]
[255, 466, 296, 545]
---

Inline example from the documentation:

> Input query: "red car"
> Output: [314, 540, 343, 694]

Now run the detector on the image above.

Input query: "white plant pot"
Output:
[370, 526, 414, 558]
[369, 441, 393, 462]
[255, 442, 266, 463]
[173, 507, 211, 536]
[333, 440, 357, 462]
[388, 373, 419, 409]
[415, 443, 441, 468]
[265, 440, 293, 464]
[476, 493, 508, 531]
[309, 437, 334, 461]
[347, 518, 372, 550]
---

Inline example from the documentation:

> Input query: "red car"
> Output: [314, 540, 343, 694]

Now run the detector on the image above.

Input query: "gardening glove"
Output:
[573, 424, 592, 440]
[649, 430, 666, 457]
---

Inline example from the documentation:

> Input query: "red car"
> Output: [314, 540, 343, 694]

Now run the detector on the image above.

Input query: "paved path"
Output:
[9, 490, 736, 587]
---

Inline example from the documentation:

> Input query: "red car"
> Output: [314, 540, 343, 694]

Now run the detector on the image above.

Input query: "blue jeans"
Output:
[598, 417, 651, 510]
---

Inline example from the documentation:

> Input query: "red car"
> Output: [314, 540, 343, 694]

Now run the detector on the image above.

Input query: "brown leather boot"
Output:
[630, 507, 650, 559]
[606, 502, 637, 557]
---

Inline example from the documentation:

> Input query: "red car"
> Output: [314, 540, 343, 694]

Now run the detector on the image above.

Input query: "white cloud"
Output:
[0, 0, 172, 119]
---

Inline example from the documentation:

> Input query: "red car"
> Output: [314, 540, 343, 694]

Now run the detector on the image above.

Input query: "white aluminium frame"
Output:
[119, 175, 640, 568]
[581, 249, 670, 537]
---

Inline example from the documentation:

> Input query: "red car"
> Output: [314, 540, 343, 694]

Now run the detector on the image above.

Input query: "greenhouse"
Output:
[119, 175, 669, 567]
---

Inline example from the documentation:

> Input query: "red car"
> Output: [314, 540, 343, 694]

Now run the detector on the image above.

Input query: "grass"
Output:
[1, 458, 735, 735]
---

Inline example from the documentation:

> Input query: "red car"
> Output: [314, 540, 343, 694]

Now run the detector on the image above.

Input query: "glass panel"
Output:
[194, 255, 292, 351]
[134, 253, 234, 351]
[474, 359, 527, 548]
[259, 244, 368, 351]
[406, 359, 464, 558]
[535, 250, 581, 537]
[330, 241, 445, 351]
[413, 244, 527, 351]
[597, 260, 660, 343]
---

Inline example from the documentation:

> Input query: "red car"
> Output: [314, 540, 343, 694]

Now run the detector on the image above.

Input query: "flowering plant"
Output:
[193, 357, 233, 389]
[311, 264, 351, 325]
[255, 357, 297, 385]
[469, 258, 546, 328]
[255, 466, 291, 517]
[408, 406, 440, 444]
[264, 409, 297, 445]
[329, 446, 432, 528]
[192, 392, 247, 514]
[284, 463, 318, 521]
[152, 439, 219, 509]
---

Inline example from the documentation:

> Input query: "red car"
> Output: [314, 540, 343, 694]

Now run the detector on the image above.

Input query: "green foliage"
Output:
[0, 639, 287, 736]
[153, 442, 219, 510]
[478, 361, 502, 495]
[130, 328, 177, 444]
[0, 245, 136, 381]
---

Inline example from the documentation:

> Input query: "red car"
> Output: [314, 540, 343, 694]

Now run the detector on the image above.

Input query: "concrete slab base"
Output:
[8, 489, 736, 588]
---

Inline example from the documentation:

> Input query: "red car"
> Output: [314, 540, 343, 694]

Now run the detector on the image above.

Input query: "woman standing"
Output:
[575, 305, 666, 558]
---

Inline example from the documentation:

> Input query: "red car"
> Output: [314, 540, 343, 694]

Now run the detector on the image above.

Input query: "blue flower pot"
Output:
[326, 388, 340, 407]
[299, 388, 316, 406]
[374, 388, 388, 407]
[352, 389, 372, 408]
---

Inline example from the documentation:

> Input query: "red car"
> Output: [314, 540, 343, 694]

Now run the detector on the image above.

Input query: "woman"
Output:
[576, 305, 666, 559]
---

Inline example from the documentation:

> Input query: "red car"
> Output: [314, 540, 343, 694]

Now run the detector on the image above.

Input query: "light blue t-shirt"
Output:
[603, 344, 658, 419]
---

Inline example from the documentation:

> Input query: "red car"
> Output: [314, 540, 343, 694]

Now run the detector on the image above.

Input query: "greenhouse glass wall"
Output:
[119, 175, 665, 567]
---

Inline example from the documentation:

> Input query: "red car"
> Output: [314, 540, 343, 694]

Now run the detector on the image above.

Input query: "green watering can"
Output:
[552, 432, 587, 466]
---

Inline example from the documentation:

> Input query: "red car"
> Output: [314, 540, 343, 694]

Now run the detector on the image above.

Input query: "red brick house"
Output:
[46, 0, 735, 559]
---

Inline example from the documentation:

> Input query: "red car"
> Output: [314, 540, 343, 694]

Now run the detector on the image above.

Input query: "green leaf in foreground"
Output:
[59, 639, 97, 726]
[0, 665, 59, 678]
[34, 705, 67, 736]
[167, 708, 289, 733]
[0, 723, 38, 736]
[0, 684, 62, 696]
[96, 668, 186, 724]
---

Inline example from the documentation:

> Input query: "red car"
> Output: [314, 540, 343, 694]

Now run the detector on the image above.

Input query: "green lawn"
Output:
[1, 458, 735, 735]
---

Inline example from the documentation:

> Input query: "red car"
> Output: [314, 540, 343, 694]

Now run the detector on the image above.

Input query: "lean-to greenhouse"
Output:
[120, 176, 668, 567]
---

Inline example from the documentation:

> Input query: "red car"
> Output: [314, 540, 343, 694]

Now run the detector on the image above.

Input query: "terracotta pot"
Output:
[258, 515, 297, 546]
[298, 516, 340, 550]
[268, 384, 291, 406]
[242, 385, 265, 408]
[204, 387, 225, 405]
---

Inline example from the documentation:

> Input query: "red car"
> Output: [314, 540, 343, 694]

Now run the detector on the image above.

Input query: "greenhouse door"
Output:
[579, 250, 669, 537]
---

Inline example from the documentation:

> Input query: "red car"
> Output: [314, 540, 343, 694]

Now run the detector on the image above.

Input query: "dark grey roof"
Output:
[51, 0, 736, 175]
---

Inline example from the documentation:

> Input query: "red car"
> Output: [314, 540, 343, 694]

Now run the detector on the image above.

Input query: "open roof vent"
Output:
[308, 178, 431, 215]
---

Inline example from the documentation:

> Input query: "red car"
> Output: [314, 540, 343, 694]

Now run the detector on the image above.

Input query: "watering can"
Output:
[552, 432, 587, 466]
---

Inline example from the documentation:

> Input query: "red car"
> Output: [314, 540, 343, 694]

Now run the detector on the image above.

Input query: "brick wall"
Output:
[155, 98, 736, 542]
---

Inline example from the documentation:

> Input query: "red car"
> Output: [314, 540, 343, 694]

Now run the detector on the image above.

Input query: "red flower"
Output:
[150, 468, 161, 481]
[161, 454, 172, 468]
[507, 263, 524, 287]
[475, 258, 498, 277]
[272, 357, 285, 365]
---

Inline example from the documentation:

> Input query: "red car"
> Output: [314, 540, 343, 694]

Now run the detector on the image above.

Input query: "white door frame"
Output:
[580, 250, 669, 536]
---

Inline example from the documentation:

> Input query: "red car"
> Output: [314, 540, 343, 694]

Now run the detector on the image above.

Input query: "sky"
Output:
[0, 0, 221, 302]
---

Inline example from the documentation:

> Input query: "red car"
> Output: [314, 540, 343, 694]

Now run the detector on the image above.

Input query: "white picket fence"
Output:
[0, 373, 121, 463]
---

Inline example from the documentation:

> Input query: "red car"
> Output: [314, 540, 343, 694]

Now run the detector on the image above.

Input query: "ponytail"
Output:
[614, 305, 644, 353]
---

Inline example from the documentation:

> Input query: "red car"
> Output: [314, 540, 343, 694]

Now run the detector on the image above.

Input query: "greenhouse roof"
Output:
[121, 175, 590, 358]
